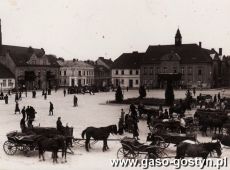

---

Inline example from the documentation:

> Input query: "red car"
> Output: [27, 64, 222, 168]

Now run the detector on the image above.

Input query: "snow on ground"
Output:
[0, 89, 229, 170]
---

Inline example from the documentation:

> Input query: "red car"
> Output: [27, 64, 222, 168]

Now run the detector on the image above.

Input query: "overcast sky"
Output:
[0, 0, 229, 60]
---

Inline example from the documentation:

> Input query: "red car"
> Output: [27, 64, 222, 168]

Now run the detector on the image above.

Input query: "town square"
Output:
[0, 0, 230, 170]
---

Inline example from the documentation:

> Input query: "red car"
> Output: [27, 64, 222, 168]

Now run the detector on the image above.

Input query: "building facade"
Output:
[141, 29, 216, 89]
[0, 63, 15, 91]
[94, 57, 113, 87]
[112, 52, 143, 88]
[58, 59, 94, 87]
[0, 20, 60, 90]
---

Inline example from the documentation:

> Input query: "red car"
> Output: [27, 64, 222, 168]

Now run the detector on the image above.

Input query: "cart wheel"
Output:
[145, 152, 158, 159]
[117, 148, 135, 159]
[154, 136, 169, 149]
[3, 141, 17, 155]
[155, 148, 168, 158]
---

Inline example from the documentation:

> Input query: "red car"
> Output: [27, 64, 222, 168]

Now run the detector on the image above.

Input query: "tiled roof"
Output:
[0, 63, 14, 78]
[1, 45, 59, 66]
[144, 43, 212, 64]
[112, 52, 144, 69]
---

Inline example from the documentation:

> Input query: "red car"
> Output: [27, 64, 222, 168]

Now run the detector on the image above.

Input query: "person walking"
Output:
[20, 117, 26, 133]
[73, 95, 78, 107]
[193, 87, 196, 96]
[64, 89, 66, 97]
[4, 94, 8, 104]
[15, 102, 20, 114]
[49, 102, 54, 116]
[44, 92, 47, 100]
[21, 106, 26, 119]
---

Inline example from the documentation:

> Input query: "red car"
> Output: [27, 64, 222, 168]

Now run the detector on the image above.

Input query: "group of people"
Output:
[118, 104, 140, 140]
[0, 92, 9, 104]
[20, 106, 37, 132]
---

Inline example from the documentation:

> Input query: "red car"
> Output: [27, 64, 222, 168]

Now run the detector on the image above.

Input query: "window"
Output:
[130, 70, 133, 75]
[64, 70, 66, 76]
[143, 67, 147, 75]
[188, 67, 192, 75]
[198, 69, 202, 75]
[79, 71, 81, 76]
[163, 67, 167, 73]
[59, 71, 61, 75]
[150, 67, 153, 75]
[31, 60, 36, 65]
[156, 67, 160, 73]
[136, 80, 139, 85]
[181, 67, 184, 74]
[83, 71, 85, 76]
[43, 59, 47, 65]
[136, 70, 139, 75]
[115, 70, 118, 75]
[64, 79, 66, 85]
[121, 79, 124, 84]
[8, 80, 13, 86]
[173, 67, 177, 73]
[121, 70, 124, 75]
[3, 80, 6, 87]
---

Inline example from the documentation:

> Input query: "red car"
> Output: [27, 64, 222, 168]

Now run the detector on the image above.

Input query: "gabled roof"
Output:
[1, 45, 59, 66]
[144, 44, 212, 64]
[0, 63, 15, 78]
[112, 52, 144, 69]
[98, 57, 113, 67]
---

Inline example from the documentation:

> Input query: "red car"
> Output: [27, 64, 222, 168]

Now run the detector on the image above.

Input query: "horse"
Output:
[212, 134, 230, 147]
[176, 141, 222, 159]
[81, 125, 117, 152]
[36, 135, 67, 163]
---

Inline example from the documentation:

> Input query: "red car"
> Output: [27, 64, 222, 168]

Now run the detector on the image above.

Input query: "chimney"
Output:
[219, 48, 222, 56]
[199, 42, 202, 48]
[73, 58, 76, 62]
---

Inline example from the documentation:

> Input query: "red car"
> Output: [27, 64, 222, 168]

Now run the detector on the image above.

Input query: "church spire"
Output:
[175, 28, 182, 46]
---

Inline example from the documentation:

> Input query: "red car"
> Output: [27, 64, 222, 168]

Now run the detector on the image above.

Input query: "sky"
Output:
[0, 0, 230, 61]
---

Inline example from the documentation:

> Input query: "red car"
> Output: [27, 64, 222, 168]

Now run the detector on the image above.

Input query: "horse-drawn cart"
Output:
[3, 126, 74, 156]
[117, 137, 167, 159]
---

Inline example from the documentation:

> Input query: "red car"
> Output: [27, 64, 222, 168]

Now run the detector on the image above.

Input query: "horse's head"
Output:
[110, 125, 117, 135]
[213, 141, 222, 158]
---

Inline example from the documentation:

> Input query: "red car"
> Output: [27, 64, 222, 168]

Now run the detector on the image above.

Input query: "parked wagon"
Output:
[3, 131, 39, 155]
[147, 132, 197, 148]
[117, 137, 168, 159]
[149, 119, 181, 133]
[3, 126, 74, 156]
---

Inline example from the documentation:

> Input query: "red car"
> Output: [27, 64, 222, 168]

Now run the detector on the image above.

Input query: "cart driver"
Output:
[56, 117, 64, 134]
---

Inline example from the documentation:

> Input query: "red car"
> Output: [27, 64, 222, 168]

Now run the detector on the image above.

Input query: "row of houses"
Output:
[0, 18, 230, 90]
[112, 29, 230, 89]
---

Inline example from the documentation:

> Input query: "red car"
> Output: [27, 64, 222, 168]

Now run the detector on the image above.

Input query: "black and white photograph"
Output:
[0, 0, 230, 170]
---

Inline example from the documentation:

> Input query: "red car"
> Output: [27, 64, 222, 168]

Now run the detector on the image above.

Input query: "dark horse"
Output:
[212, 134, 230, 147]
[36, 135, 67, 163]
[176, 141, 222, 159]
[81, 125, 117, 152]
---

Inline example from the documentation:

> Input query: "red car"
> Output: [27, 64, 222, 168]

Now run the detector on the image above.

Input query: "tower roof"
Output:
[175, 29, 182, 38]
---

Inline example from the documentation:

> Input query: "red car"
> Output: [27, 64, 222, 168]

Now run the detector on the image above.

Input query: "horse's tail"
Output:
[81, 129, 87, 139]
